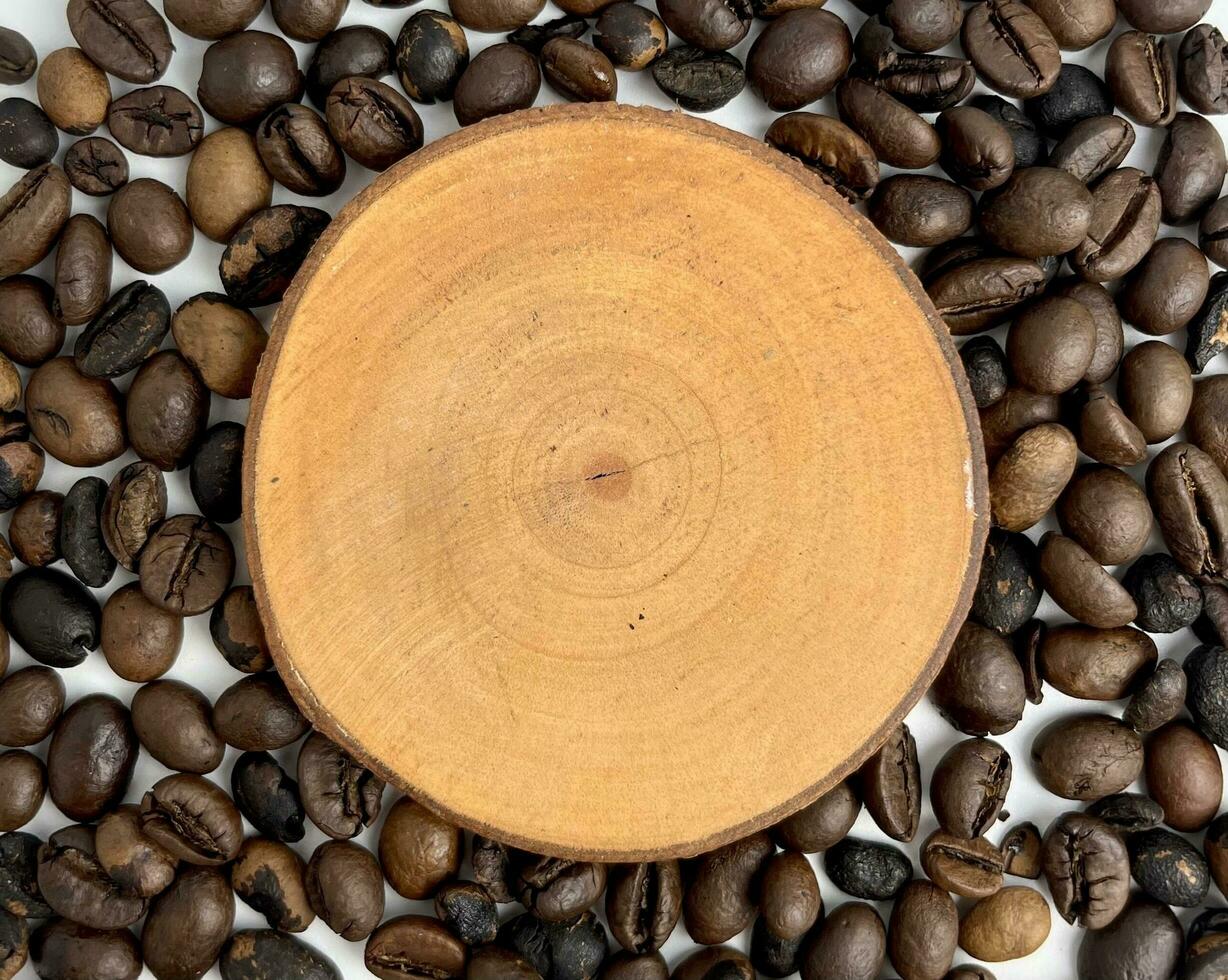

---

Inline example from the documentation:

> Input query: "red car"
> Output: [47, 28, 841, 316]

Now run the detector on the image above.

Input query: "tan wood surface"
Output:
[245, 103, 988, 861]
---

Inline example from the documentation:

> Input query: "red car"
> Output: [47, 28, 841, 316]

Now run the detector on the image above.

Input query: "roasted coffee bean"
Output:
[1041, 812, 1128, 929]
[1106, 32, 1175, 127]
[1123, 554, 1201, 633]
[853, 51, 974, 112]
[309, 25, 395, 107]
[1191, 376, 1228, 476]
[1049, 115, 1136, 185]
[1070, 167, 1160, 282]
[1119, 0, 1210, 33]
[94, 804, 175, 898]
[140, 773, 242, 866]
[433, 880, 497, 946]
[2, 567, 99, 669]
[658, 0, 751, 50]
[682, 832, 771, 942]
[1144, 720, 1220, 833]
[926, 256, 1046, 335]
[960, 337, 1008, 410]
[452, 42, 541, 123]
[1038, 624, 1156, 700]
[67, 0, 173, 83]
[1203, 197, 1228, 268]
[213, 672, 305, 751]
[126, 352, 209, 471]
[750, 913, 806, 978]
[1122, 343, 1193, 443]
[1147, 443, 1228, 578]
[1207, 813, 1228, 899]
[256, 104, 345, 198]
[1156, 112, 1226, 226]
[0, 667, 63, 748]
[0, 439, 43, 514]
[0, 832, 49, 920]
[0, 908, 24, 978]
[883, 0, 960, 51]
[930, 738, 1011, 839]
[132, 679, 223, 775]
[0, 751, 44, 831]
[1121, 237, 1209, 336]
[756, 850, 820, 948]
[1124, 659, 1187, 735]
[211, 588, 268, 677]
[51, 215, 110, 330]
[1087, 793, 1164, 833]
[75, 281, 169, 379]
[1032, 714, 1143, 801]
[0, 99, 56, 169]
[1015, 619, 1045, 705]
[325, 77, 423, 171]
[931, 621, 1026, 735]
[1196, 581, 1228, 645]
[1186, 643, 1228, 749]
[221, 929, 340, 980]
[0, 28, 36, 84]
[824, 837, 911, 900]
[101, 462, 166, 572]
[508, 13, 588, 54]
[1077, 896, 1183, 980]
[393, 12, 468, 106]
[186, 424, 244, 532]
[513, 856, 607, 931]
[979, 167, 1093, 258]
[859, 723, 920, 842]
[365, 914, 466, 980]
[1188, 911, 1228, 979]
[376, 795, 462, 902]
[606, 861, 681, 953]
[233, 751, 306, 844]
[467, 944, 543, 979]
[306, 840, 384, 941]
[1023, 0, 1113, 49]
[1056, 465, 1151, 566]
[594, 4, 667, 71]
[801, 902, 884, 980]
[971, 529, 1039, 634]
[990, 423, 1077, 532]
[186, 128, 273, 244]
[0, 165, 71, 278]
[107, 86, 203, 158]
[47, 695, 135, 821]
[765, 113, 878, 201]
[37, 47, 110, 135]
[959, 886, 1050, 962]
[771, 779, 860, 852]
[1129, 828, 1209, 907]
[937, 105, 1015, 191]
[868, 176, 972, 247]
[542, 39, 618, 103]
[139, 520, 231, 619]
[232, 838, 314, 933]
[9, 491, 61, 569]
[1181, 24, 1228, 115]
[888, 879, 957, 980]
[961, 0, 1060, 98]
[1189, 273, 1228, 372]
[38, 824, 147, 929]
[1024, 63, 1112, 137]
[0, 277, 64, 367]
[30, 919, 141, 980]
[747, 9, 850, 111]
[199, 31, 304, 127]
[1006, 296, 1094, 394]
[298, 731, 385, 840]
[472, 836, 516, 903]
[142, 865, 233, 979]
[835, 78, 940, 170]
[108, 178, 192, 275]
[220, 205, 330, 308]
[102, 583, 181, 680]
[272, 0, 348, 42]
[920, 830, 1005, 899]
[174, 298, 266, 403]
[650, 46, 744, 113]
[971, 94, 1045, 168]
[26, 357, 125, 467]
[450, 0, 543, 32]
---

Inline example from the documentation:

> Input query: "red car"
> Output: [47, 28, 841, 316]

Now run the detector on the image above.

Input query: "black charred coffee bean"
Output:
[765, 112, 879, 201]
[308, 25, 396, 107]
[67, 0, 174, 84]
[107, 85, 203, 158]
[75, 281, 170, 380]
[298, 731, 385, 840]
[0, 165, 72, 279]
[750, 914, 805, 977]
[257, 104, 345, 197]
[1184, 644, 1228, 749]
[1122, 553, 1202, 633]
[960, 0, 1060, 99]
[959, 337, 1008, 409]
[0, 832, 50, 919]
[930, 737, 1011, 839]
[233, 751, 306, 843]
[2, 567, 99, 669]
[472, 836, 516, 903]
[1087, 793, 1164, 833]
[1024, 64, 1112, 137]
[824, 837, 912, 900]
[220, 205, 331, 308]
[970, 529, 1039, 635]
[232, 837, 315, 933]
[325, 77, 423, 172]
[747, 9, 851, 111]
[605, 861, 681, 954]
[1106, 32, 1175, 127]
[221, 929, 340, 980]
[0, 99, 57, 170]
[1189, 273, 1228, 373]
[141, 773, 242, 866]
[858, 723, 920, 842]
[508, 14, 587, 54]
[190, 422, 245, 527]
[594, 4, 668, 71]
[657, 0, 752, 51]
[1129, 828, 1209, 907]
[63, 137, 128, 197]
[651, 46, 745, 113]
[306, 840, 384, 941]
[214, 673, 308, 751]
[1041, 812, 1129, 929]
[198, 31, 305, 127]
[970, 94, 1045, 168]
[434, 880, 498, 946]
[0, 29, 36, 84]
[30, 918, 142, 980]
[47, 696, 136, 822]
[379, 797, 462, 900]
[0, 908, 25, 977]
[396, 11, 468, 104]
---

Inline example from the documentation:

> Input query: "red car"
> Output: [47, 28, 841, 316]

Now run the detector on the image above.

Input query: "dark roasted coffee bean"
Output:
[859, 723, 920, 842]
[451, 0, 544, 32]
[674, 946, 754, 980]
[506, 910, 608, 980]
[936, 105, 1015, 192]
[1106, 32, 1175, 127]
[836, 78, 940, 170]
[990, 415, 1076, 516]
[0, 908, 25, 977]
[2, 568, 98, 669]
[1077, 896, 1182, 980]
[542, 38, 618, 103]
[509, 14, 588, 54]
[868, 176, 972, 247]
[1123, 554, 1201, 633]
[67, 0, 173, 83]
[606, 861, 681, 953]
[651, 46, 744, 113]
[658, 0, 751, 50]
[979, 166, 1093, 258]
[142, 865, 233, 978]
[927, 256, 1046, 335]
[801, 902, 884, 980]
[960, 337, 1008, 410]
[1119, 0, 1209, 33]
[9, 491, 60, 569]
[1056, 465, 1151, 566]
[747, 9, 850, 110]
[1015, 619, 1045, 705]
[298, 731, 384, 840]
[1147, 443, 1228, 577]
[326, 77, 424, 171]
[1190, 272, 1228, 372]
[366, 914, 466, 979]
[433, 880, 497, 946]
[683, 832, 771, 942]
[1007, 295, 1094, 394]
[107, 86, 202, 158]
[825, 837, 912, 900]
[393, 12, 468, 106]
[100, 463, 165, 573]
[1087, 793, 1164, 832]
[1049, 114, 1135, 185]
[931, 621, 1026, 735]
[472, 836, 516, 903]
[1191, 376, 1228, 477]
[309, 25, 395, 106]
[1145, 719, 1221, 831]
[1039, 532, 1138, 628]
[220, 205, 331, 308]
[1181, 24, 1228, 115]
[0, 99, 56, 170]
[1207, 813, 1228, 900]
[1121, 237, 1208, 337]
[127, 352, 209, 471]
[38, 824, 147, 929]
[272, 0, 347, 41]
[306, 840, 384, 941]
[1041, 812, 1128, 929]
[221, 929, 340, 980]
[47, 696, 135, 821]
[1049, 280, 1121, 383]
[232, 837, 314, 933]
[771, 779, 860, 852]
[188, 421, 247, 527]
[518, 853, 608, 926]
[0, 165, 71, 278]
[30, 919, 141, 980]
[64, 137, 127, 196]
[1032, 714, 1142, 800]
[52, 215, 110, 329]
[94, 804, 174, 898]
[1122, 343, 1192, 443]
[854, 51, 974, 112]
[1024, 64, 1111, 137]
[468, 944, 543, 980]
[883, 0, 960, 52]
[930, 738, 1011, 839]
[256, 104, 345, 197]
[0, 439, 43, 514]
[0, 277, 63, 367]
[765, 113, 878, 201]
[920, 830, 1004, 898]
[108, 178, 192, 274]
[1129, 828, 1209, 907]
[971, 94, 1045, 168]
[233, 750, 306, 843]
[141, 773, 242, 866]
[214, 672, 306, 751]
[971, 529, 1038, 634]
[211, 590, 268, 679]
[1203, 197, 1228, 268]
[0, 667, 63, 748]
[1070, 167, 1159, 283]
[103, 579, 181, 678]
[0, 750, 44, 831]
[1197, 581, 1228, 646]
[750, 913, 805, 977]
[888, 879, 957, 980]
[961, 0, 1060, 98]
[1124, 659, 1187, 734]
[594, 4, 667, 71]
[1155, 112, 1226, 226]
[379, 796, 462, 900]
[1186, 643, 1228, 749]
[132, 679, 223, 775]
[75, 281, 169, 380]
[199, 31, 304, 127]
[1024, 0, 1112, 48]
[1038, 624, 1155, 700]
[0, 832, 50, 919]
[0, 29, 36, 84]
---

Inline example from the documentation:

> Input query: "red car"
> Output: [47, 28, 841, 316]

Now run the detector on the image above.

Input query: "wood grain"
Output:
[245, 104, 988, 861]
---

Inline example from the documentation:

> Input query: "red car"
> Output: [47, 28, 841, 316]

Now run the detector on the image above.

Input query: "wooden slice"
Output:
[246, 104, 988, 861]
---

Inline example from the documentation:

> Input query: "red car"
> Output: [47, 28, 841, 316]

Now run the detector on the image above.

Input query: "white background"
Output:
[1, 0, 1227, 977]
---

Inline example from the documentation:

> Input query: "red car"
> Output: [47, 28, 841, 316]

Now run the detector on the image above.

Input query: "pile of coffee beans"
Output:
[0, 0, 1226, 978]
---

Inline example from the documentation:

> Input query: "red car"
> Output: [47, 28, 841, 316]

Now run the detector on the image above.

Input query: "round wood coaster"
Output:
[246, 104, 988, 861]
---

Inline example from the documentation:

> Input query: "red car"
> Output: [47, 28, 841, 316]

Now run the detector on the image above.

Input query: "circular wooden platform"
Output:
[245, 104, 988, 861]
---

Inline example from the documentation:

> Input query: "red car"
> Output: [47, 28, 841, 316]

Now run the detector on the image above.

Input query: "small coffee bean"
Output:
[970, 529, 1039, 634]
[0, 99, 56, 169]
[868, 176, 972, 247]
[30, 919, 141, 980]
[221, 929, 340, 980]
[232, 838, 314, 933]
[256, 104, 345, 198]
[0, 165, 72, 278]
[126, 351, 210, 471]
[0, 831, 51, 918]
[0, 277, 64, 367]
[306, 841, 384, 941]
[64, 137, 128, 197]
[107, 86, 203, 158]
[920, 830, 1005, 899]
[1032, 714, 1143, 800]
[1056, 465, 1151, 566]
[888, 879, 958, 980]
[232, 751, 306, 843]
[1006, 296, 1094, 394]
[100, 463, 165, 574]
[211, 585, 269, 674]
[1118, 0, 1210, 34]
[801, 902, 884, 980]
[0, 908, 25, 977]
[930, 738, 1011, 839]
[658, 0, 751, 50]
[36, 48, 110, 135]
[379, 796, 462, 900]
[771, 778, 860, 852]
[836, 78, 940, 170]
[1123, 554, 1201, 633]
[1147, 443, 1228, 578]
[594, 4, 667, 71]
[1124, 659, 1187, 734]
[1181, 24, 1228, 115]
[0, 28, 36, 84]
[1023, 0, 1113, 49]
[927, 256, 1046, 335]
[309, 25, 395, 107]
[824, 837, 912, 900]
[2, 567, 99, 669]
[989, 423, 1077, 532]
[1040, 530, 1138, 628]
[980, 167, 1093, 258]
[141, 865, 234, 979]
[199, 31, 305, 127]
[173, 294, 267, 400]
[186, 128, 274, 245]
[959, 886, 1050, 963]
[51, 215, 111, 331]
[47, 696, 136, 822]
[213, 672, 305, 751]
[26, 357, 125, 467]
[1071, 167, 1160, 282]
[1038, 624, 1156, 701]
[1106, 32, 1176, 127]
[971, 94, 1045, 168]
[94, 804, 175, 898]
[651, 46, 745, 113]
[107, 178, 192, 274]
[606, 861, 681, 953]
[1121, 342, 1192, 443]
[1207, 813, 1228, 898]
[961, 0, 1060, 98]
[298, 731, 385, 840]
[960, 337, 1008, 410]
[0, 667, 63, 748]
[853, 51, 974, 112]
[0, 439, 43, 514]
[1155, 112, 1226, 226]
[9, 491, 61, 569]
[747, 9, 850, 111]
[132, 679, 223, 774]
[0, 751, 44, 831]
[220, 205, 331, 308]
[326, 77, 424, 171]
[1076, 896, 1183, 980]
[542, 38, 618, 103]
[272, 0, 348, 42]
[858, 723, 920, 842]
[75, 281, 169, 380]
[931, 621, 1026, 735]
[937, 105, 1015, 192]
[141, 773, 242, 866]
[508, 14, 588, 54]
[1041, 812, 1128, 929]
[1121, 237, 1209, 338]
[67, 0, 173, 83]
[765, 113, 879, 201]
[1129, 827, 1209, 907]
[1049, 115, 1135, 185]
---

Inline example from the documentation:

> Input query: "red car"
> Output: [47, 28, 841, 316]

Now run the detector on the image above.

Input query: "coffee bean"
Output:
[960, 337, 1009, 410]
[132, 679, 223, 775]
[39, 46, 112, 137]
[747, 9, 850, 110]
[26, 357, 126, 467]
[67, 0, 173, 83]
[682, 832, 771, 942]
[0, 908, 24, 977]
[0, 750, 44, 832]
[1207, 813, 1228, 899]
[256, 104, 345, 198]
[1121, 342, 1192, 443]
[931, 621, 1026, 735]
[309, 25, 396, 107]
[852, 51, 975, 112]
[1147, 443, 1228, 577]
[0, 667, 64, 748]
[1124, 659, 1187, 734]
[750, 912, 806, 977]
[378, 796, 463, 901]
[1023, 0, 1113, 49]
[101, 583, 182, 681]
[1032, 714, 1143, 800]
[164, 0, 261, 37]
[127, 351, 210, 471]
[593, 4, 667, 72]
[1196, 581, 1228, 645]
[213, 672, 305, 751]
[1203, 197, 1228, 269]
[970, 529, 1039, 634]
[824, 837, 912, 900]
[1086, 794, 1163, 833]
[1038, 624, 1156, 700]
[470, 836, 515, 904]
[990, 423, 1077, 532]
[1129, 827, 1209, 907]
[50, 216, 110, 332]
[142, 865, 234, 979]
[508, 14, 589, 54]
[298, 731, 384, 840]
[927, 256, 1047, 335]
[971, 94, 1046, 169]
[101, 462, 166, 572]
[326, 77, 424, 171]
[859, 723, 920, 842]
[1181, 24, 1228, 115]
[199, 31, 304, 127]
[451, 0, 544, 32]
[868, 175, 972, 247]
[1123, 554, 1201, 633]
[1071, 167, 1160, 282]
[0, 438, 43, 514]
[211, 585, 269, 674]
[1024, 64, 1112, 138]
[9, 491, 61, 569]
[765, 113, 879, 201]
[94, 804, 175, 898]
[272, 0, 347, 42]
[0, 99, 56, 170]
[959, 886, 1050, 962]
[801, 902, 884, 980]
[186, 128, 274, 245]
[936, 106, 1015, 192]
[1014, 619, 1045, 705]
[1121, 237, 1209, 339]
[2, 567, 99, 669]
[606, 861, 681, 953]
[1144, 720, 1221, 832]
[232, 837, 314, 933]
[1118, 0, 1210, 34]
[1056, 464, 1152, 566]
[107, 86, 203, 160]
[141, 773, 242, 866]
[883, 0, 961, 52]
[139, 515, 234, 617]
[979, 167, 1093, 258]
[516, 856, 608, 932]
[931, 738, 1011, 838]
[658, 0, 751, 50]
[62, 138, 126, 200]
[1040, 812, 1128, 930]
[306, 840, 384, 941]
[1191, 377, 1228, 479]
[1156, 112, 1226, 226]
[1106, 32, 1175, 127]
[542, 38, 618, 103]
[1049, 115, 1135, 185]
[366, 914, 466, 979]
[888, 879, 957, 980]
[1006, 296, 1094, 394]
[0, 164, 71, 278]
[1186, 643, 1228, 749]
[1040, 533, 1138, 629]
[30, 919, 141, 980]
[232, 751, 306, 843]
[650, 45, 745, 113]
[221, 929, 340, 980]
[468, 944, 543, 979]
[836, 78, 940, 170]
[108, 178, 193, 275]
[920, 830, 1005, 898]
[961, 0, 1060, 98]
[0, 28, 36, 84]
[771, 779, 860, 852]
[75, 281, 169, 380]
[1189, 272, 1228, 372]
[434, 880, 497, 946]
[0, 278, 63, 368]
[508, 911, 608, 980]
[47, 696, 136, 821]
[220, 204, 331, 308]
[1077, 896, 1183, 980]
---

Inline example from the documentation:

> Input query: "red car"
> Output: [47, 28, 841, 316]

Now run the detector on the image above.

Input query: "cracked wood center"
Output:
[245, 104, 988, 860]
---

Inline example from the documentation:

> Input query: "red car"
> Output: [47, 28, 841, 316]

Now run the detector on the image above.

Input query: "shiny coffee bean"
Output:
[126, 352, 210, 471]
[542, 39, 617, 103]
[298, 731, 385, 840]
[30, 919, 141, 980]
[1129, 827, 1209, 907]
[0, 165, 71, 278]
[434, 880, 498, 946]
[467, 944, 542, 979]
[450, 0, 544, 32]
[108, 178, 192, 274]
[771, 779, 860, 853]
[658, 0, 751, 50]
[366, 914, 466, 979]
[888, 879, 958, 980]
[378, 796, 462, 900]
[518, 854, 609, 929]
[233, 750, 306, 844]
[9, 491, 61, 569]
[651, 46, 744, 113]
[1077, 896, 1183, 980]
[141, 773, 242, 866]
[1007, 295, 1095, 394]
[257, 104, 345, 197]
[38, 824, 147, 929]
[141, 865, 234, 979]
[2, 568, 99, 669]
[67, 0, 173, 83]
[1155, 112, 1226, 226]
[326, 77, 423, 171]
[94, 804, 175, 898]
[0, 751, 44, 832]
[1039, 624, 1156, 700]
[47, 695, 136, 822]
[1121, 237, 1209, 337]
[927, 256, 1046, 335]
[0, 99, 56, 170]
[992, 422, 1078, 532]
[920, 830, 1005, 899]
[1106, 32, 1175, 127]
[1181, 24, 1228, 115]
[1049, 115, 1135, 185]
[747, 9, 850, 111]
[684, 832, 771, 942]
[930, 738, 1011, 839]
[396, 12, 468, 104]
[1122, 343, 1193, 443]
[1071, 167, 1160, 283]
[1054, 281, 1120, 383]
[0, 667, 63, 748]
[868, 176, 972, 247]
[852, 51, 974, 113]
[1147, 443, 1228, 578]
[883, 0, 961, 52]
[1119, 0, 1210, 34]
[979, 167, 1093, 258]
[765, 113, 879, 201]
[0, 28, 36, 84]
[1056, 465, 1151, 566]
[836, 78, 940, 170]
[1087, 793, 1164, 833]
[825, 837, 912, 900]
[931, 621, 1026, 735]
[107, 86, 203, 158]
[937, 105, 1015, 191]
[306, 840, 384, 941]
[198, 31, 305, 127]
[232, 837, 315, 933]
[309, 25, 395, 107]
[1032, 714, 1143, 801]
[272, 0, 348, 41]
[132, 679, 223, 775]
[858, 723, 920, 842]
[221, 929, 340, 980]
[220, 205, 331, 308]
[1144, 720, 1221, 832]
[213, 672, 306, 751]
[1041, 812, 1129, 929]
[594, 4, 668, 71]
[960, 0, 1060, 98]
[606, 861, 681, 953]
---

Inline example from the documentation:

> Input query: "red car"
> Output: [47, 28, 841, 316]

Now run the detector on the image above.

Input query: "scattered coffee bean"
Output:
[1124, 658, 1187, 734]
[868, 175, 973, 247]
[970, 529, 1039, 634]
[1087, 793, 1164, 832]
[1145, 719, 1221, 832]
[367, 916, 467, 980]
[936, 105, 1015, 192]
[1049, 114, 1135, 186]
[326, 77, 424, 171]
[451, 0, 544, 32]
[186, 127, 274, 244]
[213, 672, 305, 751]
[961, 0, 1060, 99]
[747, 9, 850, 111]
[1147, 443, 1228, 578]
[508, 13, 588, 54]
[1025, 64, 1112, 137]
[211, 584, 269, 674]
[256, 104, 346, 198]
[67, 0, 173, 83]
[606, 861, 681, 953]
[927, 255, 1047, 335]
[107, 178, 193, 275]
[1129, 827, 1210, 907]
[132, 679, 223, 775]
[2, 567, 99, 669]
[980, 167, 1093, 258]
[0, 99, 56, 169]
[232, 837, 315, 932]
[921, 829, 1005, 898]
[107, 85, 203, 158]
[972, 94, 1045, 168]
[48, 696, 137, 822]
[0, 750, 45, 832]
[960, 337, 1009, 410]
[0, 667, 63, 748]
[36, 47, 110, 135]
[542, 38, 618, 103]
[190, 422, 245, 528]
[0, 164, 72, 278]
[888, 879, 958, 980]
[594, 4, 667, 71]
[142, 865, 234, 979]
[141, 773, 242, 865]
[220, 204, 331, 308]
[1123, 554, 1201, 633]
[306, 840, 384, 941]
[272, 0, 348, 42]
[0, 28, 36, 84]
[1189, 272, 1228, 372]
[221, 928, 340, 979]
[1181, 24, 1228, 116]
[771, 778, 860, 853]
[1106, 32, 1175, 127]
[30, 918, 141, 980]
[824, 837, 912, 900]
[198, 31, 305, 127]
[930, 737, 1011, 838]
[1040, 812, 1128, 929]
[1121, 343, 1193, 444]
[1056, 465, 1151, 567]
[94, 804, 175, 898]
[1118, 0, 1210, 34]
[126, 351, 210, 471]
[1071, 167, 1160, 282]
[1076, 896, 1183, 980]
[931, 620, 1026, 735]
[0, 277, 64, 367]
[1032, 714, 1143, 801]
[379, 795, 463, 900]
[232, 750, 306, 843]
[434, 879, 498, 946]
[9, 491, 61, 569]
[853, 51, 974, 112]
[958, 886, 1050, 962]
[298, 731, 384, 840]
[801, 902, 885, 980]
[836, 78, 940, 170]
[309, 24, 395, 107]
[75, 281, 169, 380]
[1038, 624, 1156, 700]
[765, 112, 879, 201]
[1155, 112, 1226, 226]
[658, 0, 751, 50]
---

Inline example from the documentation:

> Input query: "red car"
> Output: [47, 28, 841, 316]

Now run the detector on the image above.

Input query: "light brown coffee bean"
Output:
[958, 887, 1050, 962]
